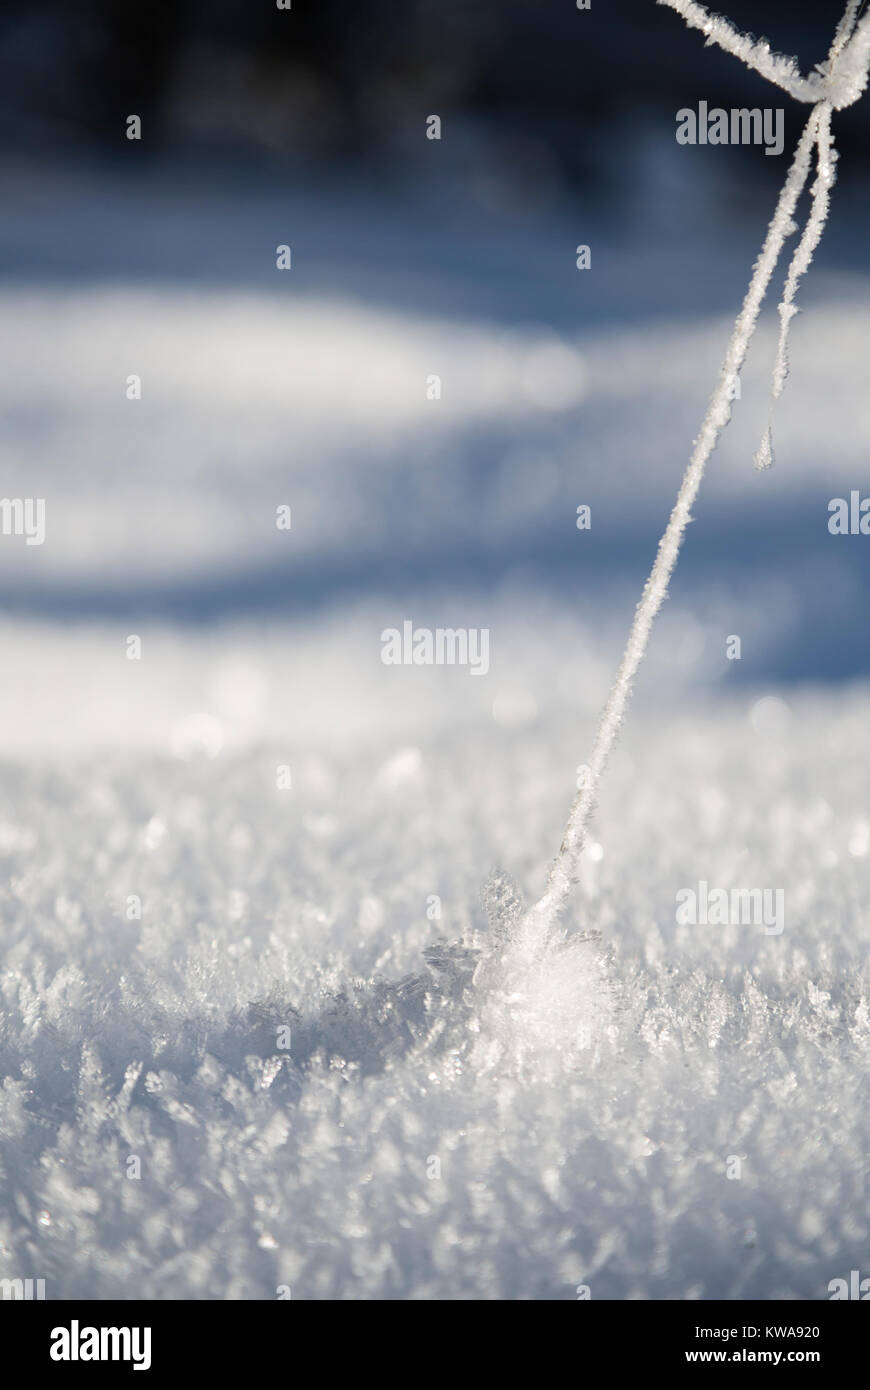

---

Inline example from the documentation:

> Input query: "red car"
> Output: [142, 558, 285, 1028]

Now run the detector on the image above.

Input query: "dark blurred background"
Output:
[3, 1, 869, 199]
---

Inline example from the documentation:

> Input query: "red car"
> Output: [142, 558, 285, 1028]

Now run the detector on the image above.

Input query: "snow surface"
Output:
[1, 623, 868, 1300]
[0, 165, 869, 1300]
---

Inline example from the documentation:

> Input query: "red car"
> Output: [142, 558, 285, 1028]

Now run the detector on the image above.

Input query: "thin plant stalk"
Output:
[524, 2, 870, 937]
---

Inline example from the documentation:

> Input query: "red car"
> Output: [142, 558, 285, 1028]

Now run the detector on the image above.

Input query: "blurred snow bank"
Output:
[1, 282, 868, 591]
[2, 270, 868, 686]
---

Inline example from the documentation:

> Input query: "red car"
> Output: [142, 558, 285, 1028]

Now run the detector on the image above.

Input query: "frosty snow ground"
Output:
[1, 639, 869, 1299]
[0, 165, 869, 1299]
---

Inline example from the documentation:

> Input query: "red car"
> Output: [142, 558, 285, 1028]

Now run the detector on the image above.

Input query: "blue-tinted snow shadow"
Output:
[4, 155, 870, 330]
[2, 161, 869, 685]
[0, 493, 867, 683]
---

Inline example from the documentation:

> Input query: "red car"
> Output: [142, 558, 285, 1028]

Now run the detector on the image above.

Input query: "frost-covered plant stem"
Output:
[770, 106, 835, 404]
[524, 2, 870, 938]
[657, 0, 870, 110]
